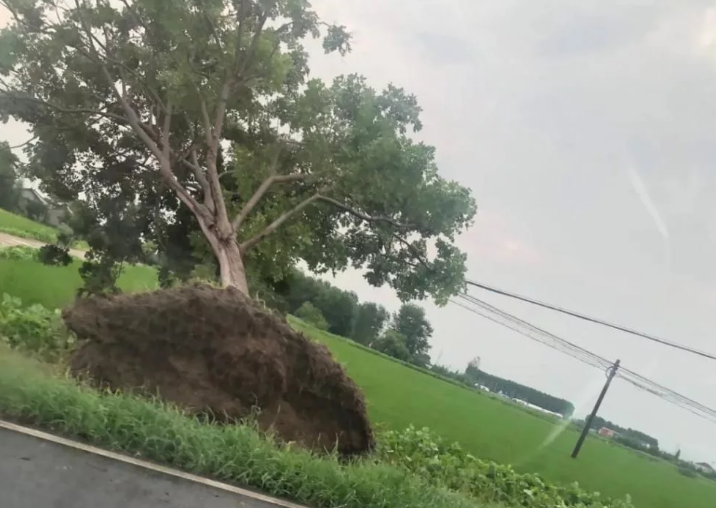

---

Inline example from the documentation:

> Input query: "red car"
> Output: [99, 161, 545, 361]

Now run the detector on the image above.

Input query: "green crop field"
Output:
[1, 251, 714, 508]
[291, 319, 716, 508]
[0, 258, 158, 309]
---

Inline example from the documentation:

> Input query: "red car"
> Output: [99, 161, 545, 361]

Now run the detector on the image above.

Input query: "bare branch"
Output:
[198, 96, 213, 146]
[0, 92, 129, 124]
[240, 193, 321, 252]
[315, 195, 410, 229]
[180, 150, 214, 212]
[161, 99, 172, 159]
[240, 193, 413, 253]
[233, 173, 311, 230]
[203, 12, 224, 51]
[8, 135, 38, 149]
[211, 4, 270, 152]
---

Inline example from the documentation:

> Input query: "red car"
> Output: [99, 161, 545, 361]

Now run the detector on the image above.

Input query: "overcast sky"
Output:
[303, 0, 716, 463]
[2, 1, 716, 463]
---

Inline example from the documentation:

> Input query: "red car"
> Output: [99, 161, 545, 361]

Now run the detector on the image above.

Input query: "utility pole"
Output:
[571, 359, 620, 459]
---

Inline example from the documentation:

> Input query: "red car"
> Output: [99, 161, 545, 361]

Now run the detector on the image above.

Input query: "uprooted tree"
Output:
[0, 0, 477, 304]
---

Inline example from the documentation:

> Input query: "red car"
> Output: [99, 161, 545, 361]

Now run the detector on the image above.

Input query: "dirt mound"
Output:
[63, 283, 374, 456]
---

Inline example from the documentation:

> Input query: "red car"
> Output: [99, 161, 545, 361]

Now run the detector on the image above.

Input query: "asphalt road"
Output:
[1, 425, 297, 508]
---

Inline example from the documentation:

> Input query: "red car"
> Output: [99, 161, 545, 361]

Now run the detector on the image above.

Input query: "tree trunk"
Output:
[214, 237, 250, 295]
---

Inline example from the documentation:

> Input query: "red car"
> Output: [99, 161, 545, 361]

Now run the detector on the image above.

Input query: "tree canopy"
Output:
[0, 0, 476, 303]
[391, 303, 433, 362]
[0, 141, 21, 211]
[351, 302, 389, 346]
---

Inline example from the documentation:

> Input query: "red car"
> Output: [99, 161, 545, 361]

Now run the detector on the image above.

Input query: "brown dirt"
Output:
[63, 283, 375, 456]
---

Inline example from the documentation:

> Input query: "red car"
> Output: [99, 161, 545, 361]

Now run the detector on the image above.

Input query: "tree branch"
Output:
[240, 193, 321, 252]
[73, 1, 206, 222]
[8, 135, 38, 149]
[161, 99, 172, 159]
[211, 2, 270, 152]
[314, 195, 410, 229]
[240, 193, 411, 252]
[0, 92, 129, 124]
[232, 173, 310, 230]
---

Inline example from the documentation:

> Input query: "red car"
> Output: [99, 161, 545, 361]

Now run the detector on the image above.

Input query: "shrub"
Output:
[377, 425, 634, 508]
[0, 245, 39, 261]
[295, 301, 329, 330]
[37, 244, 73, 266]
[678, 466, 698, 479]
[0, 294, 74, 361]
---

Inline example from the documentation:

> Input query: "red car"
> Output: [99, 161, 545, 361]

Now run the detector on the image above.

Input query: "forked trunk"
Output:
[214, 237, 249, 295]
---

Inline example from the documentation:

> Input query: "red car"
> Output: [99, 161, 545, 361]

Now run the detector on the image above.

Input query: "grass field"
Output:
[290, 319, 716, 508]
[1, 248, 714, 508]
[0, 208, 59, 243]
[0, 258, 158, 309]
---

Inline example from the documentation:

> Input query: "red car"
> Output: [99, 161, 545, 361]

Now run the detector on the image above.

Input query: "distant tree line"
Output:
[585, 416, 659, 450]
[574, 416, 716, 481]
[265, 269, 433, 368]
[410, 357, 574, 418]
[463, 364, 575, 417]
[267, 269, 576, 416]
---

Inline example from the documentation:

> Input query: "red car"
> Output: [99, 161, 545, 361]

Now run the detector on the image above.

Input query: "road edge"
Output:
[0, 419, 308, 508]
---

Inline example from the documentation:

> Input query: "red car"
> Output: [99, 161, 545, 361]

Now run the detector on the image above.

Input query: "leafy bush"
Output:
[678, 466, 698, 479]
[0, 245, 39, 261]
[37, 244, 73, 266]
[377, 425, 634, 508]
[295, 301, 329, 330]
[0, 294, 74, 361]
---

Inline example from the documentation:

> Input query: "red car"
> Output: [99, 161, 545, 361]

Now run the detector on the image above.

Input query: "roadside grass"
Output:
[0, 345, 490, 508]
[291, 319, 716, 508]
[0, 208, 59, 244]
[0, 258, 158, 309]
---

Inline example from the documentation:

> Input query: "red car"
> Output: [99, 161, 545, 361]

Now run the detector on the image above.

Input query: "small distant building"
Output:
[598, 427, 617, 439]
[17, 187, 71, 227]
[694, 462, 716, 474]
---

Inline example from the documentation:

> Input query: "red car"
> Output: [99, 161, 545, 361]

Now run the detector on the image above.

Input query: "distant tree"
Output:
[373, 329, 411, 362]
[276, 270, 358, 337]
[295, 301, 329, 331]
[589, 416, 659, 450]
[675, 449, 681, 460]
[410, 351, 432, 368]
[352, 302, 389, 345]
[313, 284, 359, 337]
[391, 303, 433, 359]
[282, 270, 324, 313]
[0, 141, 21, 212]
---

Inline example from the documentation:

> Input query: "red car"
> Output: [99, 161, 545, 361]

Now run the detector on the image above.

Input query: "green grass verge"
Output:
[0, 258, 158, 309]
[0, 208, 59, 243]
[293, 320, 716, 508]
[0, 208, 89, 249]
[0, 346, 492, 508]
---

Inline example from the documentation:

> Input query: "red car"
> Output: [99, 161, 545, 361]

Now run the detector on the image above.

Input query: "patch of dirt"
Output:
[63, 283, 374, 456]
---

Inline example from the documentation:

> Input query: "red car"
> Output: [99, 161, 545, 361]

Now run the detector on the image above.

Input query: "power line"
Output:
[465, 279, 716, 362]
[454, 293, 612, 370]
[452, 293, 716, 423]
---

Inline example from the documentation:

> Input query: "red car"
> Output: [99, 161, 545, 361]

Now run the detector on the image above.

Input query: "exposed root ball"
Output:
[63, 283, 374, 456]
